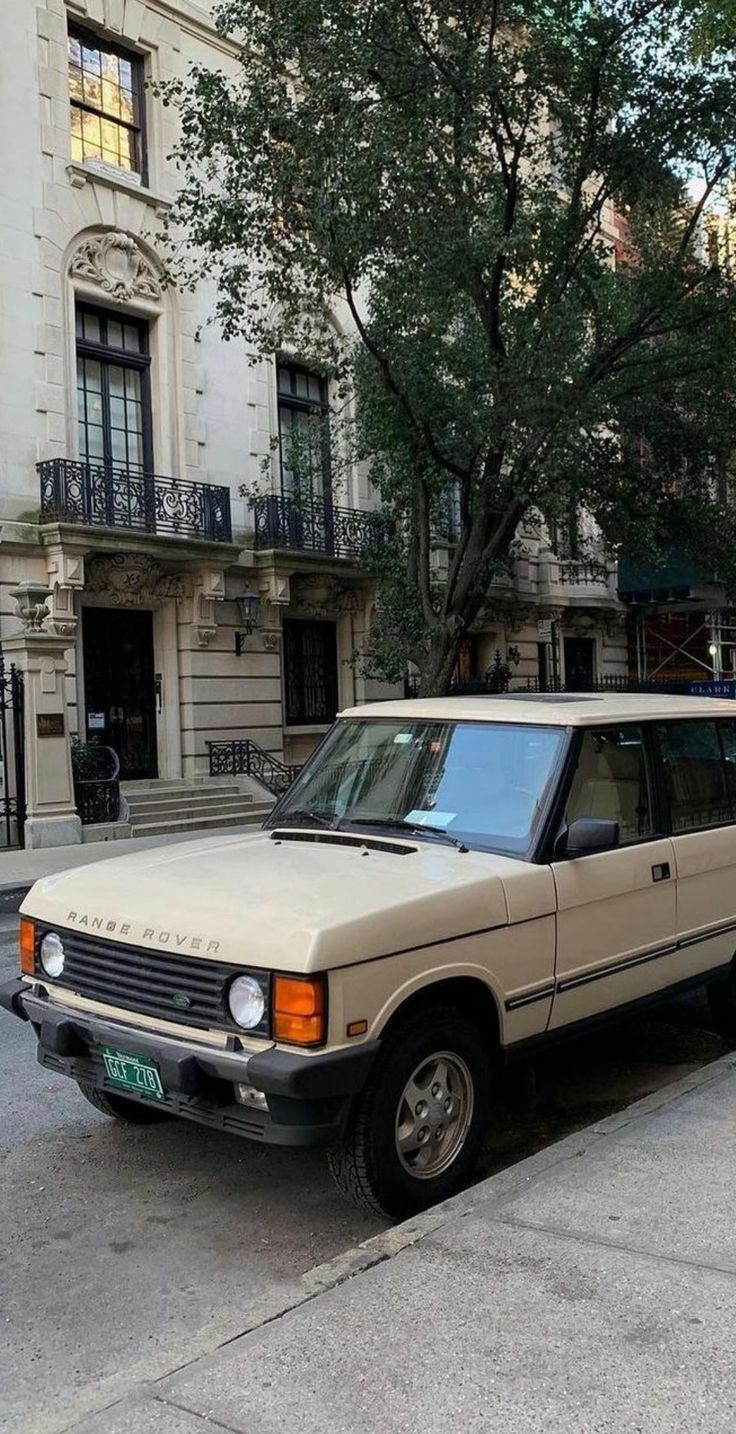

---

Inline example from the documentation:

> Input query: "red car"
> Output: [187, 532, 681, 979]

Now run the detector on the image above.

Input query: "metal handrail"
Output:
[207, 738, 300, 796]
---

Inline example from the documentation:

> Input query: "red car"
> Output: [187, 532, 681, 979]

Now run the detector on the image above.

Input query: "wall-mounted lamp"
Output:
[235, 588, 260, 656]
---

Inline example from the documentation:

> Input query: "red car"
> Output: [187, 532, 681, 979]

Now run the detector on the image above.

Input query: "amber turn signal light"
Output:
[273, 974, 326, 1047]
[19, 917, 36, 976]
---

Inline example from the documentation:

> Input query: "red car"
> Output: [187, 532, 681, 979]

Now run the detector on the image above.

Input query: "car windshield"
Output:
[272, 719, 566, 857]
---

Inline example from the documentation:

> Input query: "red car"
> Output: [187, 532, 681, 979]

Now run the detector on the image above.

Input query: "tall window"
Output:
[283, 620, 339, 726]
[68, 25, 144, 176]
[76, 306, 152, 472]
[277, 362, 331, 501]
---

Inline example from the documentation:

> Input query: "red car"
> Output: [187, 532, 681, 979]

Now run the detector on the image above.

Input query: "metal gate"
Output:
[0, 657, 25, 849]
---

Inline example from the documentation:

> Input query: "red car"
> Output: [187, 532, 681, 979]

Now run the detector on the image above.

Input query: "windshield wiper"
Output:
[337, 816, 468, 852]
[277, 808, 336, 829]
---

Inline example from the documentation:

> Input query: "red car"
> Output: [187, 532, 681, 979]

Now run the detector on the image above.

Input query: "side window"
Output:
[565, 726, 653, 844]
[657, 721, 732, 832]
[719, 720, 736, 810]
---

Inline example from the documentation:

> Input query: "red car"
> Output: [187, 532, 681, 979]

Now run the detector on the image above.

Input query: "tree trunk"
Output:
[417, 625, 465, 697]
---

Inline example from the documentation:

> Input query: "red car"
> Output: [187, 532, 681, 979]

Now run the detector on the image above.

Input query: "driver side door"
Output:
[549, 724, 677, 1030]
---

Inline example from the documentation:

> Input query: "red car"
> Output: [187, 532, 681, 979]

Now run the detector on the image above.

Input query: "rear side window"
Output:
[657, 721, 732, 832]
[565, 725, 654, 844]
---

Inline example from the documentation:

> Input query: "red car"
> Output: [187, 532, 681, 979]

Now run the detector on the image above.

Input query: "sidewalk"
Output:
[19, 1051, 736, 1434]
[0, 824, 261, 908]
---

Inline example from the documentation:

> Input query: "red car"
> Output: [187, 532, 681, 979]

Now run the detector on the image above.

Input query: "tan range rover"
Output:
[5, 693, 736, 1217]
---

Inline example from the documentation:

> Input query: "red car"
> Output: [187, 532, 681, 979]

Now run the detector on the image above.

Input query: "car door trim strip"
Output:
[557, 919, 736, 995]
[505, 984, 556, 1012]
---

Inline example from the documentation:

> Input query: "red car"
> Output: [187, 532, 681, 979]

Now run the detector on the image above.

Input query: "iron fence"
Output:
[252, 493, 387, 560]
[71, 742, 121, 825]
[39, 459, 232, 543]
[0, 658, 25, 848]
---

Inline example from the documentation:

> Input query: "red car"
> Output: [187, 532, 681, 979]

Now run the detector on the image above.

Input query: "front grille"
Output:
[40, 927, 247, 1032]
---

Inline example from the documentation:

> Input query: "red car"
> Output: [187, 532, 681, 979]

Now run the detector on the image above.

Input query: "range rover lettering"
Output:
[4, 694, 736, 1218]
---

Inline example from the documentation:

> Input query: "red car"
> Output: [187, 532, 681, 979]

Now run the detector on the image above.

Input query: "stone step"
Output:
[128, 799, 261, 827]
[122, 782, 243, 801]
[125, 792, 256, 819]
[130, 807, 271, 839]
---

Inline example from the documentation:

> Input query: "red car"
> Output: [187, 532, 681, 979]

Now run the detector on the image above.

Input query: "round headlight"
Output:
[40, 932, 65, 979]
[228, 975, 266, 1029]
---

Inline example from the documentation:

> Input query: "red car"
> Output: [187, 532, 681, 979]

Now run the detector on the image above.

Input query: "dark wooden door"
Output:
[83, 607, 158, 779]
[563, 637, 596, 692]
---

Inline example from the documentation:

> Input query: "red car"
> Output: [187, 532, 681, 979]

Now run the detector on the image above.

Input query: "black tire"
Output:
[77, 1081, 172, 1124]
[707, 966, 736, 1036]
[327, 1006, 493, 1219]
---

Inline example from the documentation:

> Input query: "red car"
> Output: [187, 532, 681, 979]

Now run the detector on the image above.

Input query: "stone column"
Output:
[4, 583, 81, 850]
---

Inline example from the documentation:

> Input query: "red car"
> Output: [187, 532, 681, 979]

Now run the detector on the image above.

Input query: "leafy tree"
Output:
[161, 0, 736, 693]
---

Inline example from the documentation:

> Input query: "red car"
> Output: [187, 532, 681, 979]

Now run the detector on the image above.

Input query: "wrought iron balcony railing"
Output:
[38, 459, 232, 544]
[252, 493, 386, 560]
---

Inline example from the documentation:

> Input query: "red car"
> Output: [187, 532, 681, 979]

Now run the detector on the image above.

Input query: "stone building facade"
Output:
[0, 0, 627, 840]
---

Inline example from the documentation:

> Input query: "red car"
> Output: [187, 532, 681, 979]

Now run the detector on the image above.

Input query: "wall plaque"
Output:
[37, 713, 65, 738]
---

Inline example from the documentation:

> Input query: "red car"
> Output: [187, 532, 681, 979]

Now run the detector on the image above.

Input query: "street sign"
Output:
[688, 681, 736, 698]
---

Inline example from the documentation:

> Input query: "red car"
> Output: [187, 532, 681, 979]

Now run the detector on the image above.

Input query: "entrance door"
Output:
[564, 636, 595, 691]
[83, 608, 158, 779]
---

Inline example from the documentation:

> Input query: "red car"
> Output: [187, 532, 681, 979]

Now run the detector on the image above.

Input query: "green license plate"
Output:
[101, 1045, 165, 1101]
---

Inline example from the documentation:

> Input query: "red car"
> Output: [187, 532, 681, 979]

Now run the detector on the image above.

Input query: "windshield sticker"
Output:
[393, 733, 414, 744]
[406, 809, 458, 828]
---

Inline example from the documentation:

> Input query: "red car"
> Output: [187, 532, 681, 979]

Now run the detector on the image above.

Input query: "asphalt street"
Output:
[1, 909, 733, 1432]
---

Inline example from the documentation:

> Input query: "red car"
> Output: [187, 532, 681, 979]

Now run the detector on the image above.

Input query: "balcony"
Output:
[252, 493, 386, 561]
[38, 459, 232, 544]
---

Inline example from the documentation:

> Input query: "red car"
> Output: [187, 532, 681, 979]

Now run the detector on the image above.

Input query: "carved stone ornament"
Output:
[70, 231, 162, 303]
[11, 581, 51, 632]
[86, 553, 189, 607]
[192, 567, 226, 648]
[45, 549, 84, 639]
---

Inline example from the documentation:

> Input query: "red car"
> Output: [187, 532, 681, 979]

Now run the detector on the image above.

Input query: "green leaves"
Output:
[163, 0, 736, 691]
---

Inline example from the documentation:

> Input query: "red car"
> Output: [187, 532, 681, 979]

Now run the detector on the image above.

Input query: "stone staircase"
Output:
[121, 779, 274, 840]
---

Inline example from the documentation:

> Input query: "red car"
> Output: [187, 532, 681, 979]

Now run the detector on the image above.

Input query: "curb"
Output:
[12, 1046, 736, 1434]
[0, 883, 30, 913]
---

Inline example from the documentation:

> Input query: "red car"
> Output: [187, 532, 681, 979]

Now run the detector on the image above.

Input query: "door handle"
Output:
[651, 862, 671, 882]
[154, 673, 163, 714]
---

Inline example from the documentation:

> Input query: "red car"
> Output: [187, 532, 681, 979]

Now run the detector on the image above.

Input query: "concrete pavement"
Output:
[12, 1050, 736, 1434]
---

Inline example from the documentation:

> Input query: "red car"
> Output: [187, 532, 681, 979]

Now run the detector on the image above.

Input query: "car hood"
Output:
[22, 828, 553, 973]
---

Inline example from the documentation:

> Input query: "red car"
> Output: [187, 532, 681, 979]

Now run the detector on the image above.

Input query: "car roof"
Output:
[338, 693, 736, 727]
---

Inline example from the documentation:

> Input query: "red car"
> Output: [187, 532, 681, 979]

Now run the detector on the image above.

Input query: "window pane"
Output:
[658, 721, 732, 831]
[83, 424, 105, 463]
[719, 721, 736, 808]
[295, 369, 309, 398]
[123, 322, 143, 353]
[82, 109, 102, 159]
[82, 311, 101, 343]
[277, 365, 293, 394]
[110, 426, 128, 463]
[82, 357, 102, 395]
[566, 726, 653, 843]
[70, 105, 83, 162]
[308, 373, 322, 401]
[107, 319, 123, 349]
[69, 60, 84, 102]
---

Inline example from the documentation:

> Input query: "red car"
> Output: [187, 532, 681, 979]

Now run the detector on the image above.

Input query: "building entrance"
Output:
[83, 607, 158, 779]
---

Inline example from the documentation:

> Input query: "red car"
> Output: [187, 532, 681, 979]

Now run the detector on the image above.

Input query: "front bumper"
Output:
[1, 978, 379, 1148]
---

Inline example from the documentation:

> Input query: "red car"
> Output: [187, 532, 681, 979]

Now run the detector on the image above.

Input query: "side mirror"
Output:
[554, 817, 620, 859]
